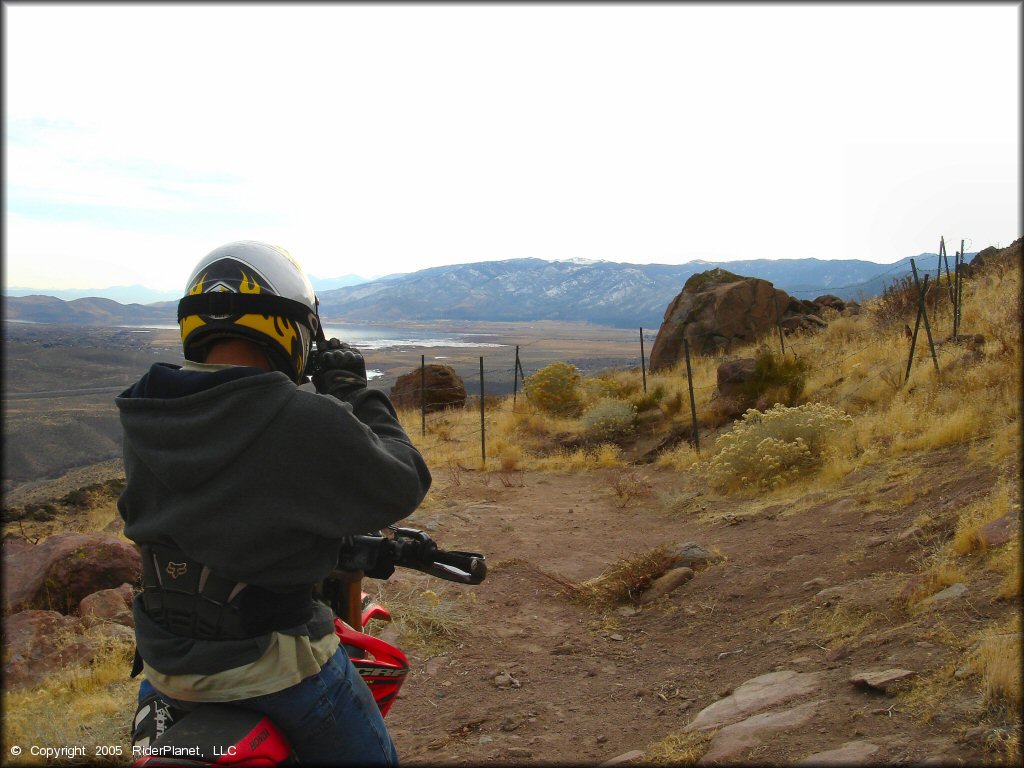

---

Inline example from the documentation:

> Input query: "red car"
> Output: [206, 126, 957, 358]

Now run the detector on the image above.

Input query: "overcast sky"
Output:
[4, 3, 1020, 292]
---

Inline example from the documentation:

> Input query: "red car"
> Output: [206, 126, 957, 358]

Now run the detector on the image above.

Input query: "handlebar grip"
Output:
[430, 550, 487, 585]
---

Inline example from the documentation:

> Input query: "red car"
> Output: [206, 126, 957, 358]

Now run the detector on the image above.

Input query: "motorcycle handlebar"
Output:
[337, 528, 486, 585]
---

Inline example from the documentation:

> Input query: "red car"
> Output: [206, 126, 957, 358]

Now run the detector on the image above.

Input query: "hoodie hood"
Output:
[116, 364, 295, 491]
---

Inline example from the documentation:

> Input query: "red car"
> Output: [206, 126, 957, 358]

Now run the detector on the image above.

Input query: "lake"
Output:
[117, 323, 507, 352]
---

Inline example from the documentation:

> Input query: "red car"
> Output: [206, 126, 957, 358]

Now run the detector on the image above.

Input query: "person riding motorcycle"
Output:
[116, 241, 431, 765]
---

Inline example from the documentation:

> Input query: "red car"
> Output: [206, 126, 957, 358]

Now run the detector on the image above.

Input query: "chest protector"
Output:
[140, 544, 315, 640]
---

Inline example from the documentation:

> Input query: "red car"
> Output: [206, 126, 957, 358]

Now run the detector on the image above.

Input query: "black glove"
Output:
[312, 339, 368, 396]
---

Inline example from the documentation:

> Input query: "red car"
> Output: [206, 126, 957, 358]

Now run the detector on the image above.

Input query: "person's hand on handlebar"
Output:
[313, 339, 367, 397]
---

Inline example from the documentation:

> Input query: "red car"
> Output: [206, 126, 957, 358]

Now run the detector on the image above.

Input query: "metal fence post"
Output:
[774, 298, 786, 356]
[910, 260, 939, 372]
[479, 356, 486, 465]
[513, 345, 520, 409]
[639, 328, 647, 394]
[683, 338, 699, 456]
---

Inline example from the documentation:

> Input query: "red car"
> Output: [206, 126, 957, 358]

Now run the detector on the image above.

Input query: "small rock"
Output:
[920, 583, 968, 607]
[802, 578, 828, 590]
[896, 525, 923, 542]
[639, 567, 695, 605]
[500, 717, 519, 732]
[478, 735, 494, 745]
[507, 747, 533, 759]
[961, 727, 987, 745]
[698, 701, 823, 764]
[600, 750, 646, 766]
[796, 741, 880, 765]
[616, 606, 638, 617]
[494, 672, 514, 688]
[826, 644, 852, 662]
[609, 633, 625, 642]
[670, 542, 724, 571]
[849, 668, 916, 693]
[976, 513, 1018, 549]
[79, 583, 135, 628]
[596, 735, 608, 744]
[685, 671, 823, 732]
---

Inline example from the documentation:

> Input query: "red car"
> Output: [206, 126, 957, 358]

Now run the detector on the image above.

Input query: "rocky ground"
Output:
[369, 439, 1018, 765]
[2, 433, 1018, 765]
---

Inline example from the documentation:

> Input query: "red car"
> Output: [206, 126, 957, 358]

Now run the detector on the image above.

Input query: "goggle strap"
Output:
[177, 292, 318, 336]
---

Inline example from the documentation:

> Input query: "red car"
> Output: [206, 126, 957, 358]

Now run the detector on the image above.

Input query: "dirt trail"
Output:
[383, 446, 1010, 765]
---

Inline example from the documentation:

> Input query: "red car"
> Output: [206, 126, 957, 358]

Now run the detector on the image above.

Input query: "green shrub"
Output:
[583, 375, 637, 404]
[582, 399, 637, 442]
[708, 402, 853, 490]
[525, 362, 583, 416]
[737, 348, 810, 408]
[630, 385, 665, 413]
[660, 391, 685, 418]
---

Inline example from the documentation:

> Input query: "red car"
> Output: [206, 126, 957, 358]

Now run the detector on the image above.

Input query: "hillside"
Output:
[4, 253, 960, 329]
[2, 239, 1018, 765]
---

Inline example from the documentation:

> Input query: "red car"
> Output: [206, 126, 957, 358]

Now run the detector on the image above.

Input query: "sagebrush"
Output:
[708, 402, 853, 490]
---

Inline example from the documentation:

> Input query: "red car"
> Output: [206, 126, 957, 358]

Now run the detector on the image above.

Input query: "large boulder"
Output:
[390, 364, 468, 413]
[1, 610, 93, 689]
[649, 269, 791, 370]
[2, 609, 133, 690]
[2, 532, 141, 615]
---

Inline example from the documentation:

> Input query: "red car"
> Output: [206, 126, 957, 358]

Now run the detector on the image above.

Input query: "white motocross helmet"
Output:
[178, 241, 322, 383]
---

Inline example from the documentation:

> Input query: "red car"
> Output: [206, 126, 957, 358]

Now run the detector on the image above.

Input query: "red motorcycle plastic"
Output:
[131, 527, 486, 767]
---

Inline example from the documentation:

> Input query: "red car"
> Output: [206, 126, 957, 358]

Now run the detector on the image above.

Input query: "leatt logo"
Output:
[165, 562, 188, 578]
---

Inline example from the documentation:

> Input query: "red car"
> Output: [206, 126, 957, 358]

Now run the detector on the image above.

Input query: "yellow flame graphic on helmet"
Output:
[235, 313, 301, 373]
[239, 271, 261, 294]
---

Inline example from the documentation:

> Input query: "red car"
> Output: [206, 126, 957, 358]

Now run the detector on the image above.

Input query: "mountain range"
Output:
[4, 253, 964, 329]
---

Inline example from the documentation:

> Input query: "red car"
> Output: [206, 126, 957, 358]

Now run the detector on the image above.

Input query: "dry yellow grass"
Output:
[3, 637, 136, 766]
[569, 547, 677, 609]
[365, 583, 472, 658]
[901, 559, 969, 608]
[645, 730, 714, 765]
[970, 615, 1022, 714]
[950, 481, 1014, 556]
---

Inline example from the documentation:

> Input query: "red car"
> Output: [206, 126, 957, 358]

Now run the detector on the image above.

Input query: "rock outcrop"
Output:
[390, 364, 467, 412]
[649, 268, 867, 370]
[649, 270, 791, 370]
[967, 236, 1022, 275]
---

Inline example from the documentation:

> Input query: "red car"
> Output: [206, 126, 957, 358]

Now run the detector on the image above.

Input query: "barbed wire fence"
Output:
[377, 242, 982, 465]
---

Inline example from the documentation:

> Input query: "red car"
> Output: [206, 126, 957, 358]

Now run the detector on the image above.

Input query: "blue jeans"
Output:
[138, 647, 398, 766]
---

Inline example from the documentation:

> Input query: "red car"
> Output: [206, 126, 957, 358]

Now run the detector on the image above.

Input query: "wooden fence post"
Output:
[420, 354, 426, 436]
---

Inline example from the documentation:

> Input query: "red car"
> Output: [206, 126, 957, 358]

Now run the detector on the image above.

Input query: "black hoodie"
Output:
[116, 363, 431, 674]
